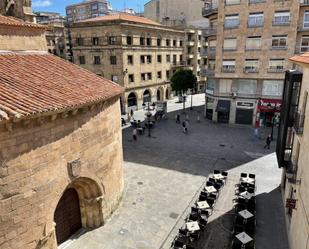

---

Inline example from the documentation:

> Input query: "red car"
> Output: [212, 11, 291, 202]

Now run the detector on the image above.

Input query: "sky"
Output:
[32, 0, 148, 15]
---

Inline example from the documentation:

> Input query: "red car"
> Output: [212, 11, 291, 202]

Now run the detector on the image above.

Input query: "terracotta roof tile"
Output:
[0, 52, 123, 121]
[78, 13, 162, 26]
[0, 15, 45, 29]
[290, 53, 309, 65]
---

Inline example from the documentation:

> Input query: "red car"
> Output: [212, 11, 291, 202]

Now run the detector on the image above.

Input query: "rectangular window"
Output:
[141, 73, 146, 81]
[91, 3, 98, 10]
[128, 74, 134, 83]
[248, 13, 264, 27]
[222, 59, 236, 72]
[173, 40, 177, 46]
[246, 36, 261, 50]
[157, 38, 161, 46]
[79, 55, 85, 64]
[108, 36, 117, 45]
[157, 55, 162, 63]
[147, 55, 152, 63]
[110, 56, 117, 65]
[180, 40, 183, 46]
[92, 37, 99, 46]
[166, 70, 170, 79]
[224, 14, 239, 29]
[127, 36, 133, 45]
[262, 80, 284, 96]
[147, 37, 152, 46]
[303, 11, 309, 28]
[272, 35, 287, 49]
[166, 39, 170, 46]
[301, 36, 309, 52]
[225, 0, 240, 5]
[128, 55, 133, 65]
[219, 79, 232, 93]
[140, 37, 145, 46]
[209, 59, 216, 70]
[157, 71, 162, 79]
[238, 79, 257, 94]
[173, 54, 177, 64]
[94, 56, 101, 65]
[147, 72, 152, 80]
[76, 37, 84, 46]
[268, 59, 285, 72]
[273, 11, 290, 25]
[244, 59, 259, 73]
[223, 38, 237, 51]
[166, 54, 171, 63]
[140, 55, 145, 64]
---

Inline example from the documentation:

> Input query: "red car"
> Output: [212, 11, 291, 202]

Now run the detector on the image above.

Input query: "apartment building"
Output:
[184, 28, 208, 92]
[66, 0, 112, 23]
[202, 0, 300, 125]
[276, 55, 309, 249]
[70, 13, 185, 113]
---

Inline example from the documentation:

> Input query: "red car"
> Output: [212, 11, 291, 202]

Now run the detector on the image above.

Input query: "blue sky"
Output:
[32, 0, 148, 15]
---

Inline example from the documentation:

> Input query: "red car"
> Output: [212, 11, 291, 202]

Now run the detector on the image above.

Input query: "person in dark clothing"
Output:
[176, 114, 180, 124]
[130, 109, 134, 117]
[264, 134, 271, 149]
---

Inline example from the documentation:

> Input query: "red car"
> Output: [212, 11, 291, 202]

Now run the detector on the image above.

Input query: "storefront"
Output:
[235, 101, 255, 125]
[205, 96, 214, 120]
[216, 99, 231, 123]
[256, 98, 282, 127]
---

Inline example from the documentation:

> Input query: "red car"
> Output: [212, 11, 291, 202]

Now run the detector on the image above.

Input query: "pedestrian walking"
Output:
[176, 114, 180, 124]
[130, 109, 134, 117]
[185, 120, 189, 133]
[182, 121, 187, 134]
[132, 128, 137, 141]
[264, 134, 271, 149]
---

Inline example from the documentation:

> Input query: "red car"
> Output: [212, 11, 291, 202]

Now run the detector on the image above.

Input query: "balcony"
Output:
[300, 0, 309, 6]
[202, 6, 218, 18]
[247, 21, 264, 28]
[295, 46, 309, 54]
[201, 47, 216, 57]
[271, 45, 288, 51]
[202, 27, 217, 37]
[244, 67, 259, 73]
[293, 111, 305, 134]
[224, 22, 240, 29]
[272, 20, 290, 26]
[201, 68, 215, 77]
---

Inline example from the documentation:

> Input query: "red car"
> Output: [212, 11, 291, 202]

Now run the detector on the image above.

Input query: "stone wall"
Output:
[0, 97, 124, 249]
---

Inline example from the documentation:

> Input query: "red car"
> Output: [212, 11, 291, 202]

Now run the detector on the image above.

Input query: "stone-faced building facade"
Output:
[70, 13, 185, 113]
[0, 15, 124, 249]
[0, 0, 34, 22]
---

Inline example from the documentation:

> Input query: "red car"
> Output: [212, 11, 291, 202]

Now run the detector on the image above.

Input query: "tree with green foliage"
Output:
[171, 69, 197, 96]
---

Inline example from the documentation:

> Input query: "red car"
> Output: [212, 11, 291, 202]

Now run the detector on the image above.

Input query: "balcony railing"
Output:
[201, 68, 215, 77]
[267, 67, 285, 73]
[295, 46, 309, 54]
[247, 21, 264, 28]
[202, 27, 217, 37]
[222, 67, 235, 73]
[201, 47, 216, 56]
[293, 111, 305, 134]
[202, 6, 218, 17]
[272, 20, 291, 26]
[244, 67, 259, 73]
[300, 0, 309, 6]
[271, 45, 288, 50]
[248, 0, 266, 4]
[172, 61, 187, 66]
[224, 22, 240, 29]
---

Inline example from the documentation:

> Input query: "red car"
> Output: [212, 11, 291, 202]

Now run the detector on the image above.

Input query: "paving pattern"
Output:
[64, 95, 289, 249]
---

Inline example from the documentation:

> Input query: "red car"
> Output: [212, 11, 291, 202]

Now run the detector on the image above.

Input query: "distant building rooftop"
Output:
[290, 53, 309, 65]
[0, 15, 45, 29]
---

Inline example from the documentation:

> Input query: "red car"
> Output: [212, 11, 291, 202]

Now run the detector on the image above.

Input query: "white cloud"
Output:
[32, 0, 52, 7]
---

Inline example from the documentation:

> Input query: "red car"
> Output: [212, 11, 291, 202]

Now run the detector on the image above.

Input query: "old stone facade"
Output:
[70, 14, 185, 113]
[0, 14, 124, 249]
[202, 0, 301, 126]
[0, 0, 34, 22]
[276, 54, 309, 249]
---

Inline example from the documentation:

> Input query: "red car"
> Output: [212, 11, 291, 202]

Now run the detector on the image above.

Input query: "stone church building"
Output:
[0, 12, 124, 249]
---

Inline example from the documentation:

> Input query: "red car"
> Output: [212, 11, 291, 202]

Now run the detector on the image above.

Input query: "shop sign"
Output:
[286, 198, 297, 209]
[237, 101, 254, 109]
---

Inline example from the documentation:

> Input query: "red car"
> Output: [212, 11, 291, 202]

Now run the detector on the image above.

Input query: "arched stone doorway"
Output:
[54, 188, 82, 245]
[128, 92, 137, 108]
[143, 89, 151, 103]
[54, 177, 104, 245]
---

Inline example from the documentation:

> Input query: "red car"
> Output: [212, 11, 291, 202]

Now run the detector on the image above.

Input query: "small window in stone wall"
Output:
[127, 36, 133, 45]
[94, 56, 101, 65]
[79, 56, 85, 64]
[128, 74, 134, 83]
[92, 37, 99, 46]
[110, 56, 117, 65]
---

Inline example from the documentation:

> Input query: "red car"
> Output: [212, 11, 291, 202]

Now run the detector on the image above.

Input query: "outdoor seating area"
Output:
[170, 170, 228, 249]
[231, 173, 256, 249]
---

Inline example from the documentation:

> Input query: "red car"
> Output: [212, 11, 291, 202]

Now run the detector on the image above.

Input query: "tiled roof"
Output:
[78, 13, 162, 26]
[290, 53, 309, 65]
[0, 15, 45, 29]
[0, 52, 123, 121]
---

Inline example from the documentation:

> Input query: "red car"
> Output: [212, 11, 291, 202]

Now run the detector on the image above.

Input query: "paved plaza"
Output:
[64, 95, 289, 249]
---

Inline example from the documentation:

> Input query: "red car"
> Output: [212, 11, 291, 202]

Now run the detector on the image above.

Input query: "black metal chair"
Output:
[208, 177, 216, 183]
[178, 228, 188, 237]
[187, 213, 199, 222]
[207, 198, 215, 207]
[198, 218, 208, 230]
[231, 239, 242, 249]
[200, 209, 210, 217]
[249, 174, 256, 179]
[247, 187, 255, 194]
[222, 171, 228, 177]
[185, 246, 196, 249]
[191, 206, 200, 214]
[198, 195, 207, 202]
[206, 181, 214, 187]
[171, 238, 184, 249]
[214, 169, 221, 174]
[214, 183, 221, 191]
[189, 231, 200, 242]
[217, 179, 224, 186]
[240, 173, 247, 178]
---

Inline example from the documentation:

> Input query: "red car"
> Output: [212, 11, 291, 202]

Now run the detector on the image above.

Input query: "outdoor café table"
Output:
[235, 232, 253, 245]
[197, 201, 210, 209]
[241, 177, 255, 184]
[213, 173, 225, 180]
[239, 191, 254, 200]
[186, 221, 200, 232]
[238, 209, 254, 220]
[205, 186, 217, 193]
